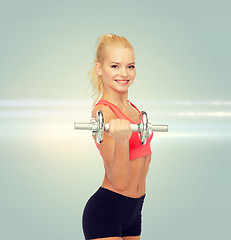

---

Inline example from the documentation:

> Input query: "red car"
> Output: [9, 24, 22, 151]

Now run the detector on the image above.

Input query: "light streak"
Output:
[177, 112, 231, 117]
[0, 110, 231, 118]
[0, 99, 231, 107]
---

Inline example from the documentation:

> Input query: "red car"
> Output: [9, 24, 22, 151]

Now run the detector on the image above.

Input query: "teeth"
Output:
[116, 80, 128, 84]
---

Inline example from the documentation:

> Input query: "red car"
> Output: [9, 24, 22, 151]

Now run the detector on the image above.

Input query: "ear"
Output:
[95, 62, 103, 76]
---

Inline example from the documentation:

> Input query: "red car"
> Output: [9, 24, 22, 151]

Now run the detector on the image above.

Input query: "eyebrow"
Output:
[110, 62, 135, 65]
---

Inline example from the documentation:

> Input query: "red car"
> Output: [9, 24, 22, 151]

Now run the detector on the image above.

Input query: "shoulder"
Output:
[92, 104, 116, 123]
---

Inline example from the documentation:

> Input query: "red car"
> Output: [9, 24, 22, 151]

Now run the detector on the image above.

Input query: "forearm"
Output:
[108, 139, 130, 190]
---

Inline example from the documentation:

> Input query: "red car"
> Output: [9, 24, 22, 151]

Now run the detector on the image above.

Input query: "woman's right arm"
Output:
[92, 105, 131, 191]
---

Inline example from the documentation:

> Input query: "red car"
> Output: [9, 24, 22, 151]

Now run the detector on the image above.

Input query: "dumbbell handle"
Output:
[74, 122, 168, 132]
[74, 123, 94, 130]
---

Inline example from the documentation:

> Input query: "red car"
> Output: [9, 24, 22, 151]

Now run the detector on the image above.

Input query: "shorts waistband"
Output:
[97, 187, 146, 202]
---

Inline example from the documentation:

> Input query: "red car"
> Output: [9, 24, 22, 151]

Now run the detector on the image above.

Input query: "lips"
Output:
[114, 79, 129, 85]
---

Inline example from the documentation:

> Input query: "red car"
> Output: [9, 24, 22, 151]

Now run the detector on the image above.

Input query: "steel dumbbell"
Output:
[74, 110, 168, 144]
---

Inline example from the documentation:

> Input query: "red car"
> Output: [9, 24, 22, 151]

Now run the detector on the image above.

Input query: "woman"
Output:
[82, 34, 153, 240]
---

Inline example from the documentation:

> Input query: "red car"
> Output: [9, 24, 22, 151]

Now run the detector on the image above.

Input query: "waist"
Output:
[101, 179, 146, 198]
[98, 187, 146, 201]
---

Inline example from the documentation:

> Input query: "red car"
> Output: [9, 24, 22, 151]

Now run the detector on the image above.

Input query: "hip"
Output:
[82, 187, 146, 225]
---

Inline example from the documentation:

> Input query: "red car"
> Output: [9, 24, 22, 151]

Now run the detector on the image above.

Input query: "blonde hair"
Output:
[88, 33, 134, 105]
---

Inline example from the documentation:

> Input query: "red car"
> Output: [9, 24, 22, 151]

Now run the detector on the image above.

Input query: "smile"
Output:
[114, 79, 130, 85]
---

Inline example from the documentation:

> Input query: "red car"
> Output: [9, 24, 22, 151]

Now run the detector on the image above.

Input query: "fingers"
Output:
[107, 119, 132, 140]
[110, 119, 130, 131]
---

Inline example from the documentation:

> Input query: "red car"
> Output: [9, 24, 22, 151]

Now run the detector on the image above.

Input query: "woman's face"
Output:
[96, 46, 136, 94]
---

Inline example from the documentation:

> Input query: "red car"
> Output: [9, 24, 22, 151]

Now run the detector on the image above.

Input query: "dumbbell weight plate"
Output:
[96, 110, 104, 144]
[138, 111, 148, 145]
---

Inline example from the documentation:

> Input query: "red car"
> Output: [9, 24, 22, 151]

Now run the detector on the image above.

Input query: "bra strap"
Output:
[127, 100, 141, 114]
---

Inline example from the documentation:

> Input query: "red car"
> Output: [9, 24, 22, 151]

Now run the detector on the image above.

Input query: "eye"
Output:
[129, 65, 135, 69]
[111, 65, 118, 68]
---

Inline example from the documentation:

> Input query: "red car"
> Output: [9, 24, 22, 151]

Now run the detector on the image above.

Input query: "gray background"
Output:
[0, 0, 230, 239]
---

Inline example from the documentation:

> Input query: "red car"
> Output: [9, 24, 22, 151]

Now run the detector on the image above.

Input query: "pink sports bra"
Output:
[95, 99, 153, 160]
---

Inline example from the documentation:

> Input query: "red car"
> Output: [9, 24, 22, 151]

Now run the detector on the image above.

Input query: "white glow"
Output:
[0, 99, 231, 107]
[1, 110, 231, 118]
[0, 99, 230, 139]
[0, 99, 92, 108]
[177, 112, 231, 117]
[155, 132, 231, 138]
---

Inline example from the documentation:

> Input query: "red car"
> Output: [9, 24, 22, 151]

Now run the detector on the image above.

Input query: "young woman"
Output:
[82, 34, 153, 240]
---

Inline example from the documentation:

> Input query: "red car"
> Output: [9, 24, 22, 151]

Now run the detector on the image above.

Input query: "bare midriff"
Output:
[101, 154, 151, 198]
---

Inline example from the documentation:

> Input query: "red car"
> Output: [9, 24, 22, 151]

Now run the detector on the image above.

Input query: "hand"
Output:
[107, 119, 132, 141]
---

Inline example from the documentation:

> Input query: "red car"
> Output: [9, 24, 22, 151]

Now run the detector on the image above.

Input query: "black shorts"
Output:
[82, 187, 146, 240]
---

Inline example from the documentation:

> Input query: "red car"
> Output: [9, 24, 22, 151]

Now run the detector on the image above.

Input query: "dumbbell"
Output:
[74, 110, 168, 144]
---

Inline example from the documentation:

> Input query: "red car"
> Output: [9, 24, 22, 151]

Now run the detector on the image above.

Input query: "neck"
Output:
[101, 89, 129, 107]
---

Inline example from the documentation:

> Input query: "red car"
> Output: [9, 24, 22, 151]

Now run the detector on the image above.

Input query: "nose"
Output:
[120, 67, 128, 78]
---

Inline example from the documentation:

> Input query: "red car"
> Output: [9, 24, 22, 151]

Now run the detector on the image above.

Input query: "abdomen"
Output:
[101, 155, 151, 198]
